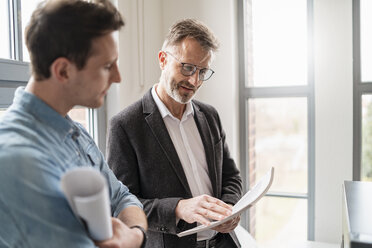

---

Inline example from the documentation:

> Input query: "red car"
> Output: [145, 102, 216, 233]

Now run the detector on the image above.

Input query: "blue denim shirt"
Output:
[0, 87, 142, 247]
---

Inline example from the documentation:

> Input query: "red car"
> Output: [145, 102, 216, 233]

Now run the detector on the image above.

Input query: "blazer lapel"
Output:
[193, 103, 218, 198]
[142, 89, 192, 197]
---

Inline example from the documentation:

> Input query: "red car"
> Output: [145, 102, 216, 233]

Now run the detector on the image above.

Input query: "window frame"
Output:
[0, 0, 28, 108]
[0, 0, 108, 153]
[237, 0, 315, 241]
[352, 0, 372, 181]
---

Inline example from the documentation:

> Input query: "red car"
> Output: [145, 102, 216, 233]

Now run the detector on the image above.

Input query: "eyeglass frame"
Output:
[164, 51, 215, 81]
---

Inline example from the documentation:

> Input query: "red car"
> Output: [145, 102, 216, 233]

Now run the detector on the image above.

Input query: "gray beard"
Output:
[166, 85, 193, 104]
[161, 76, 195, 104]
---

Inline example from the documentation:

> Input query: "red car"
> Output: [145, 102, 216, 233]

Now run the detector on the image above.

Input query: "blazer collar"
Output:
[193, 102, 218, 197]
[142, 89, 192, 197]
[142, 88, 218, 198]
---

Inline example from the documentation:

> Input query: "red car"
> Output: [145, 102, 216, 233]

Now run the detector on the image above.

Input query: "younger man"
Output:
[0, 1, 147, 247]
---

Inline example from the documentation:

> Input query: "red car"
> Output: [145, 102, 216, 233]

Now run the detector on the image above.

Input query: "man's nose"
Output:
[188, 70, 200, 86]
[110, 63, 121, 83]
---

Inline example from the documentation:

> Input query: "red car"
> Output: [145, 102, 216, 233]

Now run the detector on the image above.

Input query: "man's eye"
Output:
[183, 64, 195, 72]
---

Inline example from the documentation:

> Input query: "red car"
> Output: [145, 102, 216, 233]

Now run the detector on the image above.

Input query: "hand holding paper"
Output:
[61, 167, 112, 241]
[177, 167, 274, 237]
[212, 213, 240, 233]
[175, 194, 233, 227]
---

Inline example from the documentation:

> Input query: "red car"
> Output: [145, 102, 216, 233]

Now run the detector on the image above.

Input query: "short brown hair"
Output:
[162, 18, 219, 53]
[25, 0, 124, 80]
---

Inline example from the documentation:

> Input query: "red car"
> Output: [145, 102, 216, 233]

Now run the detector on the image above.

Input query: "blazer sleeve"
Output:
[106, 116, 184, 235]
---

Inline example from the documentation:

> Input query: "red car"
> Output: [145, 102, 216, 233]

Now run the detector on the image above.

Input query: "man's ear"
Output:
[50, 57, 75, 83]
[158, 51, 167, 70]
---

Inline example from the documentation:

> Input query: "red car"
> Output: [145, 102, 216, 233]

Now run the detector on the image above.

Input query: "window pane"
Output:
[0, 0, 10, 59]
[361, 95, 372, 180]
[249, 196, 307, 248]
[248, 0, 307, 87]
[248, 97, 308, 193]
[361, 0, 372, 82]
[68, 107, 89, 131]
[21, 0, 43, 62]
[0, 109, 6, 118]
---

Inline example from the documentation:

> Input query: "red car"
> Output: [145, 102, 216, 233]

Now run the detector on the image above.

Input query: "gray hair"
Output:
[161, 18, 219, 54]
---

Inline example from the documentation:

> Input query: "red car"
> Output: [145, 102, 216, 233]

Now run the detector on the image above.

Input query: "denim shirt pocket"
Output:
[85, 142, 101, 168]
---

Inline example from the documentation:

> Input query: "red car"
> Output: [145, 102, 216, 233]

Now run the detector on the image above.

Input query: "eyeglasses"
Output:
[165, 51, 215, 81]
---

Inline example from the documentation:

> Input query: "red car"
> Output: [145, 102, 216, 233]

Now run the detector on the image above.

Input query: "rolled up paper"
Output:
[61, 167, 112, 241]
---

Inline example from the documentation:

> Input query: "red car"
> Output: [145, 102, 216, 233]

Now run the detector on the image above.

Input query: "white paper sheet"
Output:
[235, 225, 259, 248]
[61, 167, 112, 241]
[177, 167, 274, 237]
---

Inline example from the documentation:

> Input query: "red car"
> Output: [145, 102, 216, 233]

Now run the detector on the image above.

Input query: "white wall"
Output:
[161, 0, 240, 163]
[107, 0, 355, 244]
[107, 0, 164, 121]
[313, 0, 353, 243]
[108, 0, 239, 161]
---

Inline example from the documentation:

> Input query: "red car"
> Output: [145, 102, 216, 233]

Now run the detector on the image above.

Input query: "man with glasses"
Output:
[107, 19, 242, 248]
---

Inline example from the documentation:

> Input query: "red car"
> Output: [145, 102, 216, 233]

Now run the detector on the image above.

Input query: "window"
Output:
[354, 0, 372, 181]
[21, 0, 42, 62]
[68, 107, 90, 131]
[361, 95, 372, 180]
[0, 1, 10, 60]
[0, 109, 6, 118]
[248, 0, 308, 87]
[0, 0, 107, 153]
[238, 0, 314, 247]
[360, 0, 372, 83]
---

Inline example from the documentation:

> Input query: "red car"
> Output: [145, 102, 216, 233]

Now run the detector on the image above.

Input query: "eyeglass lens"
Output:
[180, 63, 213, 81]
[166, 51, 214, 81]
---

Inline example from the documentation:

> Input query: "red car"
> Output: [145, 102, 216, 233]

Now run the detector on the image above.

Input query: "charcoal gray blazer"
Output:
[106, 88, 242, 248]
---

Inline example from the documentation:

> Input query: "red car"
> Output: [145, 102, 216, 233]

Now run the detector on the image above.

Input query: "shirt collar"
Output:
[151, 84, 194, 120]
[13, 87, 76, 139]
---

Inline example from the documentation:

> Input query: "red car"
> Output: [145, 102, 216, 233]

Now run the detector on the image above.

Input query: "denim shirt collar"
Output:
[13, 87, 76, 139]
